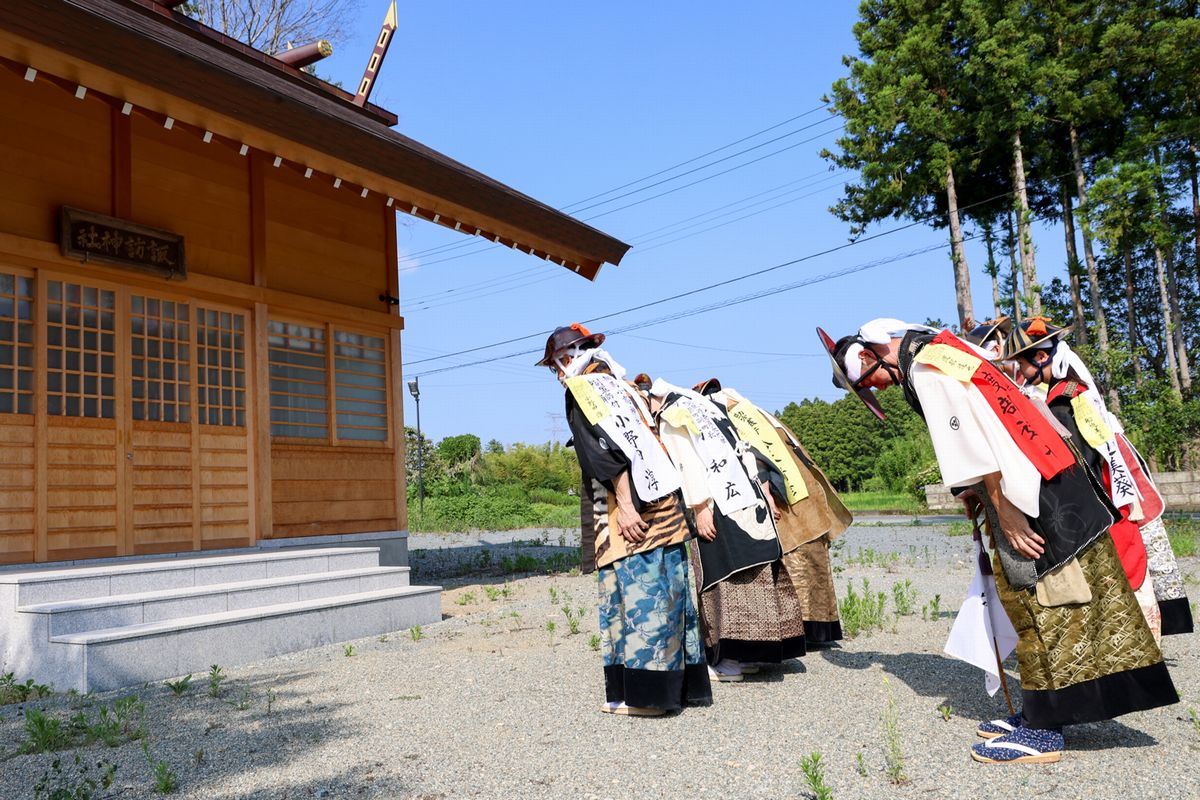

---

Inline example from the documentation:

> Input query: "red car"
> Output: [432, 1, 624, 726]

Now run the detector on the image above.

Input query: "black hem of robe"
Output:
[1021, 661, 1178, 730]
[1160, 597, 1195, 636]
[603, 664, 712, 710]
[710, 635, 806, 664]
[803, 620, 843, 644]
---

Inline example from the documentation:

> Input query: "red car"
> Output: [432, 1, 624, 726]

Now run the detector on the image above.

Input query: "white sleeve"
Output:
[910, 364, 1042, 517]
[658, 423, 713, 507]
[911, 364, 998, 486]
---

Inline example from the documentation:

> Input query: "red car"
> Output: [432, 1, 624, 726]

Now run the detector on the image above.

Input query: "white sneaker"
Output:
[708, 659, 744, 682]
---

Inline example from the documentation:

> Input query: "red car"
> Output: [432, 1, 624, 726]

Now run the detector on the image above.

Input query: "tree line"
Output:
[824, 0, 1200, 468]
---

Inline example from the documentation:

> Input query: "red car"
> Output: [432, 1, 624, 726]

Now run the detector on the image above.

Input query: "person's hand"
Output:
[995, 496, 1045, 559]
[695, 502, 717, 542]
[762, 483, 781, 521]
[617, 503, 648, 544]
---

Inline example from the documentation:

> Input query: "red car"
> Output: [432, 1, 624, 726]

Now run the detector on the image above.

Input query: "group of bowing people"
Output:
[537, 314, 1191, 766]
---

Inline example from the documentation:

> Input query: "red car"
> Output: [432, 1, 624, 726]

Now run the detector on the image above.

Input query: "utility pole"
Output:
[545, 412, 564, 444]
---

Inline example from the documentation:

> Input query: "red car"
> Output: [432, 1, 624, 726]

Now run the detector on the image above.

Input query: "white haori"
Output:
[566, 372, 681, 504]
[651, 380, 757, 516]
[909, 363, 1043, 517]
[944, 537, 1019, 696]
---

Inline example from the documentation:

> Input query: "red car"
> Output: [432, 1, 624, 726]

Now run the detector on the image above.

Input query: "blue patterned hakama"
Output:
[597, 542, 712, 711]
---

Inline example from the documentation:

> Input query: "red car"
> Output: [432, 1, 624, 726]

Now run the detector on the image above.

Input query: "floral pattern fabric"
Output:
[597, 543, 706, 673]
[1141, 517, 1187, 602]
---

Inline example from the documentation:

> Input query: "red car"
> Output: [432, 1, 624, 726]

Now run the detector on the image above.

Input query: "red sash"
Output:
[928, 331, 1076, 480]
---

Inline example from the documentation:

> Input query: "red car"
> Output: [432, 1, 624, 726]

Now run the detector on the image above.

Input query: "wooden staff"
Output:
[993, 637, 1016, 715]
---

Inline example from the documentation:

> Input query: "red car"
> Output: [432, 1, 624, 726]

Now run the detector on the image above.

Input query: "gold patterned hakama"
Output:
[991, 534, 1178, 728]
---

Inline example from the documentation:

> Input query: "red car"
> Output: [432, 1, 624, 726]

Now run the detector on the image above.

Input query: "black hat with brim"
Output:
[964, 316, 1013, 347]
[1001, 318, 1070, 363]
[817, 326, 886, 421]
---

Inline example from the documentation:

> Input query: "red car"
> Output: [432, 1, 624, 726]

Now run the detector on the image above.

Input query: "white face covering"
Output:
[556, 347, 627, 384]
[842, 343, 866, 383]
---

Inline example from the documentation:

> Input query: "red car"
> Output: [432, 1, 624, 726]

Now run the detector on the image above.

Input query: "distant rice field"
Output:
[840, 491, 926, 515]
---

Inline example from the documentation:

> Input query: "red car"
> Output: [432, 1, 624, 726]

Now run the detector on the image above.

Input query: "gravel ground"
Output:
[2, 523, 1198, 800]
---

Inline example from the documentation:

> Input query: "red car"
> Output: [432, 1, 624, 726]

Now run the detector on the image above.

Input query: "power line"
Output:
[398, 105, 833, 262]
[561, 104, 831, 210]
[568, 116, 841, 216]
[413, 239, 955, 377]
[623, 333, 824, 357]
[404, 174, 1081, 367]
[629, 176, 846, 255]
[404, 173, 848, 314]
[403, 169, 843, 309]
[395, 119, 843, 270]
[581, 122, 844, 221]
[404, 213, 932, 366]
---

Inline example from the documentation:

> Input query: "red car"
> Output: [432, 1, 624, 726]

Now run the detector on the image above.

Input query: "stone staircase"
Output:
[0, 547, 441, 692]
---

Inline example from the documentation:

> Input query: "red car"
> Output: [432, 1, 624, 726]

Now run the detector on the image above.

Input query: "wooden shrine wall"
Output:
[0, 61, 408, 563]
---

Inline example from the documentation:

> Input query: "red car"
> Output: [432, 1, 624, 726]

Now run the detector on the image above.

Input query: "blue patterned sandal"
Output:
[970, 727, 1064, 764]
[976, 712, 1023, 739]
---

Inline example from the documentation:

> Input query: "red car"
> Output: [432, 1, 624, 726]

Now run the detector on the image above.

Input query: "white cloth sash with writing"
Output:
[660, 393, 757, 516]
[567, 373, 681, 503]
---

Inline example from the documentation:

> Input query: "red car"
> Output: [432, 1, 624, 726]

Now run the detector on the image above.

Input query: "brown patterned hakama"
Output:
[689, 542, 807, 662]
[781, 536, 842, 643]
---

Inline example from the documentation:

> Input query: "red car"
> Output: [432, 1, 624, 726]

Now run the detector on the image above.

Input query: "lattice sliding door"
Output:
[44, 279, 120, 561]
[195, 306, 251, 549]
[129, 295, 194, 554]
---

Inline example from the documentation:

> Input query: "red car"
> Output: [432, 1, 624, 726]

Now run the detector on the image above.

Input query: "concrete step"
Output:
[0, 547, 382, 606]
[20, 567, 412, 636]
[51, 585, 442, 692]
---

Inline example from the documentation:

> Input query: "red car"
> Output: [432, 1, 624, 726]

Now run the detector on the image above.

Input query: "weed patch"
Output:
[881, 677, 907, 784]
[1166, 517, 1198, 558]
[838, 579, 887, 638]
[946, 521, 971, 537]
[799, 752, 833, 800]
[33, 754, 115, 800]
[143, 742, 178, 795]
[891, 580, 918, 616]
[207, 665, 225, 698]
[1, 672, 52, 705]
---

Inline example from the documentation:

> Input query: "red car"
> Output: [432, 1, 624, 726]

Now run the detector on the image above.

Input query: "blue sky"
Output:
[316, 2, 1069, 445]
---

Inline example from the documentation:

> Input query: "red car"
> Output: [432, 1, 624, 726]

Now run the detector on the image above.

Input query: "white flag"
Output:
[943, 538, 1019, 696]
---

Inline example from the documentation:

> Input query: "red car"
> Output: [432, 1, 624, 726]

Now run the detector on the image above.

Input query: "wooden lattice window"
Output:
[131, 296, 190, 423]
[45, 281, 115, 418]
[0, 272, 33, 415]
[196, 308, 246, 427]
[268, 320, 327, 438]
[333, 330, 388, 442]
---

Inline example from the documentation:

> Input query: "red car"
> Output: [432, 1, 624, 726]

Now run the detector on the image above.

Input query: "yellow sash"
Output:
[1070, 394, 1113, 449]
[727, 402, 809, 504]
[914, 343, 983, 382]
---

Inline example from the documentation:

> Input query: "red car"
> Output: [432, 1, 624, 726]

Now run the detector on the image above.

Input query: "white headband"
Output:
[858, 317, 936, 345]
